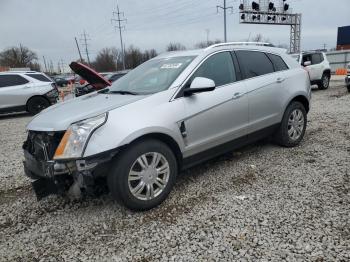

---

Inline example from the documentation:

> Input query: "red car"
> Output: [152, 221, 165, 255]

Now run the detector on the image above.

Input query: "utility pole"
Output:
[80, 30, 91, 65]
[111, 5, 127, 70]
[217, 0, 233, 42]
[206, 29, 210, 45]
[75, 37, 83, 62]
[49, 60, 54, 74]
[59, 59, 65, 73]
[42, 56, 48, 72]
[57, 62, 61, 74]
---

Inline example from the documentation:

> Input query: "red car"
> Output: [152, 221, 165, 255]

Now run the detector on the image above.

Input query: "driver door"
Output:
[180, 51, 249, 157]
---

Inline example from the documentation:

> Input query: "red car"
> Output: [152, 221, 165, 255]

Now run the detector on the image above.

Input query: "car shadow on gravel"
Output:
[0, 112, 31, 120]
[1, 138, 274, 231]
[140, 139, 271, 223]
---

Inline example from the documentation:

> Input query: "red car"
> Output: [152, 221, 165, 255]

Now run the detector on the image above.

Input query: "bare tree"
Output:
[92, 47, 119, 72]
[123, 46, 158, 69]
[166, 43, 186, 51]
[0, 44, 38, 68]
[251, 34, 270, 43]
[194, 39, 222, 49]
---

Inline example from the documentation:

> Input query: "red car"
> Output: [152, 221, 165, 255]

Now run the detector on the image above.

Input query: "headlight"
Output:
[54, 113, 107, 160]
[46, 88, 58, 97]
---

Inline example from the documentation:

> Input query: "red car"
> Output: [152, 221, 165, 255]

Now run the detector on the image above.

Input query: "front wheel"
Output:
[275, 101, 307, 147]
[107, 139, 177, 211]
[347, 85, 350, 93]
[27, 96, 50, 115]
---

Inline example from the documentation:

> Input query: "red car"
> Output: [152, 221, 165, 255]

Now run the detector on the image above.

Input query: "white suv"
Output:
[0, 71, 58, 115]
[292, 52, 331, 90]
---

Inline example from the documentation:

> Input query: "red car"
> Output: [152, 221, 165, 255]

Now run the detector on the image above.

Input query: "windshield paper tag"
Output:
[161, 63, 182, 69]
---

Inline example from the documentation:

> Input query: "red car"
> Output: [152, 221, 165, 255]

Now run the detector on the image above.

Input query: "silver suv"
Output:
[23, 43, 311, 210]
[0, 71, 58, 114]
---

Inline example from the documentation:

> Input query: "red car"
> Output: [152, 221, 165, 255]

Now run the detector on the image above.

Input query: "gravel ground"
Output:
[0, 82, 349, 261]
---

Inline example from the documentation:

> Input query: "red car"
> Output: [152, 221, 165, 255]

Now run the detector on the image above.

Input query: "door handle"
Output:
[276, 77, 285, 83]
[233, 92, 244, 99]
[22, 86, 31, 89]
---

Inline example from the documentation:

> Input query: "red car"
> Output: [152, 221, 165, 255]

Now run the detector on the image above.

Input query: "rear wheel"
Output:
[347, 85, 350, 93]
[318, 73, 330, 90]
[27, 96, 50, 115]
[275, 101, 307, 147]
[107, 139, 177, 211]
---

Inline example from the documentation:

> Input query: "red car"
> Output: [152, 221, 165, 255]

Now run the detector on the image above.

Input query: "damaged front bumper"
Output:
[23, 146, 118, 200]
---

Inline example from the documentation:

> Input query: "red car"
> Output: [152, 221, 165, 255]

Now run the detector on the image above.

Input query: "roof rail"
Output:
[205, 42, 274, 50]
[1, 71, 38, 73]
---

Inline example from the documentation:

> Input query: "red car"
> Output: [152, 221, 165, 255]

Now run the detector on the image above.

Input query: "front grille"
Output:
[23, 131, 65, 161]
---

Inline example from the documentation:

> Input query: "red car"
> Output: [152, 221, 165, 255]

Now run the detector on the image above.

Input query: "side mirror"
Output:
[303, 61, 311, 67]
[184, 77, 216, 96]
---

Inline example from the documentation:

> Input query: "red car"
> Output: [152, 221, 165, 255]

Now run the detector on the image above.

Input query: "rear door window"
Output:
[26, 73, 52, 82]
[0, 75, 29, 88]
[235, 51, 274, 79]
[267, 53, 289, 71]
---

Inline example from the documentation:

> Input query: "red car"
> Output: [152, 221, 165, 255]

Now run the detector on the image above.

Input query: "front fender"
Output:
[84, 124, 184, 157]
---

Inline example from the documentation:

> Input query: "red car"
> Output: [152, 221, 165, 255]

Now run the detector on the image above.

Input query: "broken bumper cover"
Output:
[23, 149, 118, 200]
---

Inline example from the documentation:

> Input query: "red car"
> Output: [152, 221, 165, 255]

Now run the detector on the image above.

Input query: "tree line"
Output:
[0, 35, 289, 74]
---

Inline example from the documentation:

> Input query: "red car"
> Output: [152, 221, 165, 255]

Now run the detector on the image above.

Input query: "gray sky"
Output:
[0, 0, 349, 71]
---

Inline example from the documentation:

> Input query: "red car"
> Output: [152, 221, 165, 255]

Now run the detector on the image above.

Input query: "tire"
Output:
[274, 101, 307, 147]
[318, 73, 330, 90]
[107, 139, 178, 211]
[347, 85, 350, 93]
[27, 96, 50, 115]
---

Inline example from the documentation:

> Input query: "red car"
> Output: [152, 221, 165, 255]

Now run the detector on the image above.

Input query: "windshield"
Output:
[109, 56, 195, 94]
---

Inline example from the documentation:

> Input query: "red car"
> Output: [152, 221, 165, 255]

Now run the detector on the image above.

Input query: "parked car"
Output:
[53, 77, 69, 87]
[23, 42, 311, 211]
[292, 52, 331, 90]
[346, 63, 350, 92]
[0, 71, 58, 115]
[73, 63, 112, 97]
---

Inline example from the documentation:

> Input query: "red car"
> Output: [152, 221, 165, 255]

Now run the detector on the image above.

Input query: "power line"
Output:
[111, 4, 127, 70]
[217, 0, 233, 42]
[80, 30, 91, 65]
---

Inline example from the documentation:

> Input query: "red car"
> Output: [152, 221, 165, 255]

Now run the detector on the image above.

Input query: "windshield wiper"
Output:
[108, 90, 139, 95]
[98, 88, 110, 94]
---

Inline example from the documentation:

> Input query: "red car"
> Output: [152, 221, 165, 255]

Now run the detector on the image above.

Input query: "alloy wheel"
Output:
[323, 75, 329, 88]
[287, 109, 305, 140]
[128, 152, 170, 201]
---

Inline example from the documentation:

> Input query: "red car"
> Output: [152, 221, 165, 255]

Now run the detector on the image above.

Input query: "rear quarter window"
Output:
[311, 54, 323, 64]
[235, 50, 274, 79]
[0, 75, 29, 88]
[267, 53, 289, 71]
[26, 73, 52, 82]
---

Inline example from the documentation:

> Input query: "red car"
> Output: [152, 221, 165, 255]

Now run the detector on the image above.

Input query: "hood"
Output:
[69, 62, 111, 89]
[27, 93, 146, 131]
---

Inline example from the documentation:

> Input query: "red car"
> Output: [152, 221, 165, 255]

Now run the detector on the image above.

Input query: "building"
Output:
[337, 26, 350, 50]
